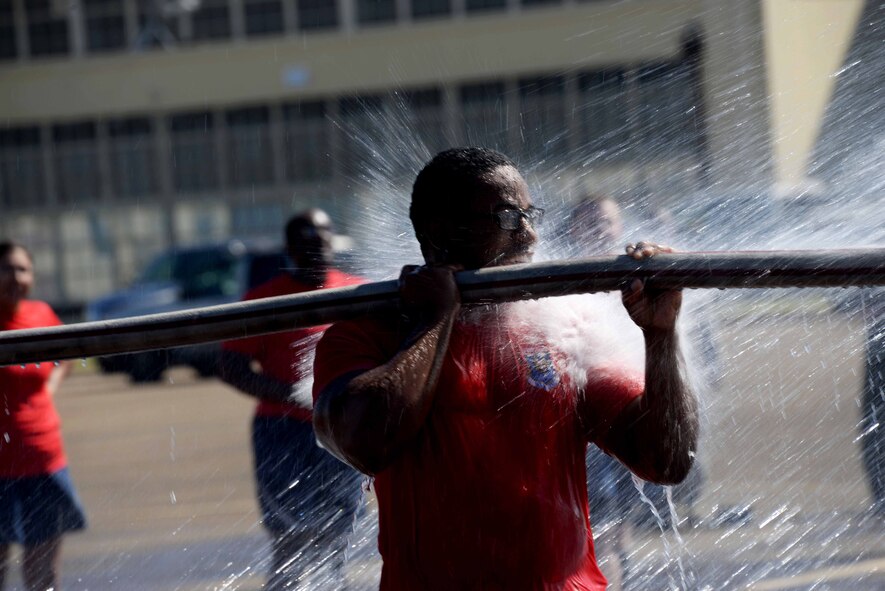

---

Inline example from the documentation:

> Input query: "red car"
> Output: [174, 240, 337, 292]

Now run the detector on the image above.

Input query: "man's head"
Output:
[0, 240, 34, 312]
[568, 196, 623, 255]
[410, 147, 540, 269]
[285, 209, 335, 276]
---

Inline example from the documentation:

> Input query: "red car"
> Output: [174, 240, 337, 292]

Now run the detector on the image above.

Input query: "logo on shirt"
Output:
[525, 350, 560, 391]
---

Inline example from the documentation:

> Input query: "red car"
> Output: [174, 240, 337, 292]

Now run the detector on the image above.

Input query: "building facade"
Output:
[0, 0, 866, 308]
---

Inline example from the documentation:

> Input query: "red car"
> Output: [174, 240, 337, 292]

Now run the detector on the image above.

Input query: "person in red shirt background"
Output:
[219, 210, 364, 590]
[0, 240, 86, 591]
[312, 148, 700, 590]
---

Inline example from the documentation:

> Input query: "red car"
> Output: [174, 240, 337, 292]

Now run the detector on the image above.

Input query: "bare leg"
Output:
[23, 537, 61, 591]
[0, 543, 9, 591]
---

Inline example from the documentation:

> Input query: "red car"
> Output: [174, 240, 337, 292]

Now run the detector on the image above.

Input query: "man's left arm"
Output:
[599, 244, 699, 485]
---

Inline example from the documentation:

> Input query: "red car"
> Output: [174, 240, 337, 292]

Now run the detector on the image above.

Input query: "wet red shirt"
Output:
[313, 312, 643, 590]
[223, 269, 363, 422]
[0, 300, 67, 478]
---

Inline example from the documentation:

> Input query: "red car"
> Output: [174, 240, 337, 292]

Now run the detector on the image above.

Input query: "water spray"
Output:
[0, 248, 882, 366]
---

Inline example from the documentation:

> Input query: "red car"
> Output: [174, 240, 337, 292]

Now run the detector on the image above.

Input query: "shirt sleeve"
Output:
[41, 302, 63, 328]
[581, 367, 644, 450]
[312, 319, 392, 403]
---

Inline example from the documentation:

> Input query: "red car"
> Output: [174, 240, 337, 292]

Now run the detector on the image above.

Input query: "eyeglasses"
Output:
[489, 206, 545, 230]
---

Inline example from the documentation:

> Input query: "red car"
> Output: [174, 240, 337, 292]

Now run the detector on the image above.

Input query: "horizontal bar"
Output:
[1, 248, 883, 366]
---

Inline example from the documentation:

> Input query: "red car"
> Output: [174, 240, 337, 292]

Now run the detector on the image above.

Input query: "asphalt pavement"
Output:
[3, 306, 884, 590]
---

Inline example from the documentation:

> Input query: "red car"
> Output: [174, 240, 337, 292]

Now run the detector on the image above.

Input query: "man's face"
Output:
[437, 165, 539, 270]
[289, 211, 334, 272]
[0, 247, 34, 308]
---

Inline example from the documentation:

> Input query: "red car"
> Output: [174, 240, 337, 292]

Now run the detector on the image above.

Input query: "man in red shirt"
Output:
[312, 148, 699, 590]
[220, 210, 364, 590]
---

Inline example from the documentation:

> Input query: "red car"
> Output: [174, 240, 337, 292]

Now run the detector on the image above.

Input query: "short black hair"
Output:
[410, 147, 516, 230]
[0, 240, 29, 260]
[284, 209, 332, 247]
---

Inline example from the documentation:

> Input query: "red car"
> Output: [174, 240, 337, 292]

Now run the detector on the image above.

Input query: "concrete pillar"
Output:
[123, 0, 139, 49]
[153, 113, 178, 248]
[339, 0, 356, 33]
[68, 0, 86, 57]
[269, 104, 288, 186]
[11, 0, 28, 60]
[698, 0, 773, 191]
[230, 0, 246, 39]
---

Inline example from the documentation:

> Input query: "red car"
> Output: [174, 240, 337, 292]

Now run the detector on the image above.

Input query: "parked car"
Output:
[85, 240, 289, 383]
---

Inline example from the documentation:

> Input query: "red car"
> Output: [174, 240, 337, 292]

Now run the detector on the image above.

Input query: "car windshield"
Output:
[138, 250, 240, 300]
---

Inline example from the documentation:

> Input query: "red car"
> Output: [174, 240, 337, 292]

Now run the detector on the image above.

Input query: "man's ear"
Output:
[416, 218, 449, 265]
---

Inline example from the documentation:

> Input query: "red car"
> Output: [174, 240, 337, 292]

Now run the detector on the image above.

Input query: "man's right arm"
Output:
[313, 265, 461, 475]
[218, 349, 293, 403]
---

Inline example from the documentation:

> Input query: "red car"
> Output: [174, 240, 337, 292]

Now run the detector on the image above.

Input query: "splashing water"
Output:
[292, 45, 885, 589]
[169, 6, 885, 589]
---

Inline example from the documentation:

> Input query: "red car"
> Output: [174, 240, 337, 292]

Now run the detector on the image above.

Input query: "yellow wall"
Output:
[0, 0, 700, 122]
[761, 0, 865, 190]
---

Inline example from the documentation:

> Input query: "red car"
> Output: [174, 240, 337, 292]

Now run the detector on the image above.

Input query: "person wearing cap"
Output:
[220, 209, 364, 590]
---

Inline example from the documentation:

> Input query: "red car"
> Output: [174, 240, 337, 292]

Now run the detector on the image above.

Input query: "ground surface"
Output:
[4, 301, 884, 590]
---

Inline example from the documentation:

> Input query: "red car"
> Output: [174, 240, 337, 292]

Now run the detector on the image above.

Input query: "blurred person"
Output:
[0, 240, 86, 591]
[567, 195, 711, 590]
[835, 288, 885, 518]
[219, 210, 364, 590]
[312, 148, 699, 590]
[860, 289, 885, 517]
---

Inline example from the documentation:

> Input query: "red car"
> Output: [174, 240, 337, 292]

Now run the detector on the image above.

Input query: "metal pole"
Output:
[1, 249, 883, 366]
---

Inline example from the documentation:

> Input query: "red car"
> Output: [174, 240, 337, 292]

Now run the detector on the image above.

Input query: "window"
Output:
[518, 75, 567, 159]
[108, 117, 156, 198]
[521, 0, 561, 7]
[577, 69, 629, 155]
[191, 0, 231, 41]
[226, 106, 274, 188]
[26, 0, 70, 57]
[297, 0, 338, 31]
[337, 95, 385, 178]
[460, 81, 510, 153]
[357, 0, 396, 25]
[84, 0, 127, 52]
[169, 111, 219, 193]
[636, 61, 699, 155]
[173, 249, 239, 299]
[53, 122, 101, 205]
[283, 101, 332, 182]
[0, 127, 45, 209]
[244, 0, 284, 37]
[0, 0, 16, 60]
[411, 0, 450, 19]
[465, 0, 506, 14]
[403, 88, 449, 157]
[231, 204, 287, 240]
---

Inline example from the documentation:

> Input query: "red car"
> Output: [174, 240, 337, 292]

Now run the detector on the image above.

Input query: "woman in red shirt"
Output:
[0, 240, 86, 591]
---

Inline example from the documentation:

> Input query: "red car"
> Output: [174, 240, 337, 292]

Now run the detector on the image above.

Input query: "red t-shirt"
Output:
[223, 269, 363, 422]
[313, 312, 644, 590]
[0, 300, 67, 478]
